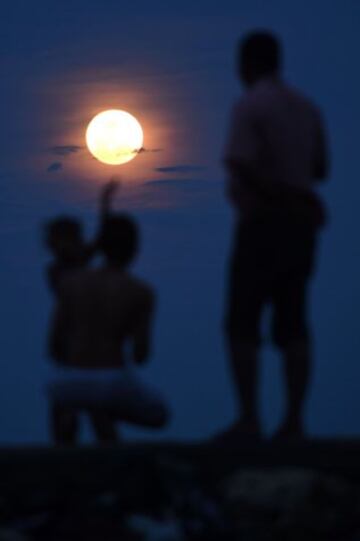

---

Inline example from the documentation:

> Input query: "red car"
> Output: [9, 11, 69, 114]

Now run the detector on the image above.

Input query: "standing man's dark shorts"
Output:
[225, 211, 317, 349]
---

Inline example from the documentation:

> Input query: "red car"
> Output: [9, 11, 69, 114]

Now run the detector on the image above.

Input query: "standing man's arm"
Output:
[225, 159, 309, 202]
[224, 102, 304, 208]
[224, 102, 328, 210]
[224, 102, 259, 208]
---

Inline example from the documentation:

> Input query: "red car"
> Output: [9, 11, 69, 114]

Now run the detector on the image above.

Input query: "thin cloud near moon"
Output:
[155, 165, 206, 174]
[48, 144, 162, 157]
[47, 162, 63, 172]
[45, 144, 164, 173]
[49, 145, 84, 156]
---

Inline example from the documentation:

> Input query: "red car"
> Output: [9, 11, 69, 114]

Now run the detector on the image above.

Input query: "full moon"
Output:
[86, 110, 143, 165]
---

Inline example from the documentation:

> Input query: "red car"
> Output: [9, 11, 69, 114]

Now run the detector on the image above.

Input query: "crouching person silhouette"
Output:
[47, 214, 169, 444]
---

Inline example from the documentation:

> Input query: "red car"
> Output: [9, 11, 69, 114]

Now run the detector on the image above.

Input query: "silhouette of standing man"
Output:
[222, 31, 329, 441]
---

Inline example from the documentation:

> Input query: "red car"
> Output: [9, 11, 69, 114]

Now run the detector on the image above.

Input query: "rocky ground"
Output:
[1, 442, 360, 540]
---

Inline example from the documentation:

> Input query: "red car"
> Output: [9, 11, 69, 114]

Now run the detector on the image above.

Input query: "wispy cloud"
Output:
[98, 177, 212, 211]
[139, 147, 164, 154]
[47, 162, 62, 172]
[47, 145, 161, 160]
[145, 178, 207, 188]
[114, 178, 222, 210]
[49, 145, 84, 156]
[155, 165, 206, 174]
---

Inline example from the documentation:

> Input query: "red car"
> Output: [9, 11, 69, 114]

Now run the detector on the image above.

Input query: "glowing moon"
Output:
[86, 110, 143, 165]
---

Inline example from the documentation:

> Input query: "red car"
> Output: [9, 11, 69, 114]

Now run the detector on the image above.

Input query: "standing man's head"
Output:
[238, 31, 282, 87]
[99, 214, 139, 268]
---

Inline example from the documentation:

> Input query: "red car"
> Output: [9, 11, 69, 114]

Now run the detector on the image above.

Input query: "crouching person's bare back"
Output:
[47, 215, 169, 445]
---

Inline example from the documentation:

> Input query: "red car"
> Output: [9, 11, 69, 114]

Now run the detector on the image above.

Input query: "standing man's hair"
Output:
[239, 31, 281, 77]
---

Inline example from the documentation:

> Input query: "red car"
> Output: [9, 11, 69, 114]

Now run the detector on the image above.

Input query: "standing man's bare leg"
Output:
[228, 340, 261, 435]
[276, 340, 311, 438]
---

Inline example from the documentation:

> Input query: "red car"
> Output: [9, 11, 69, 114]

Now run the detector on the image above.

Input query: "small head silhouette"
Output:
[238, 31, 281, 87]
[44, 216, 84, 263]
[99, 214, 139, 268]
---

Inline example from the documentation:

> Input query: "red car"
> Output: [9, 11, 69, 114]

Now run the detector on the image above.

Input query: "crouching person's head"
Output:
[99, 214, 139, 269]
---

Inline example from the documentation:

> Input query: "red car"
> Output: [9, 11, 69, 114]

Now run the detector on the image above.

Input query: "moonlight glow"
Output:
[86, 110, 143, 165]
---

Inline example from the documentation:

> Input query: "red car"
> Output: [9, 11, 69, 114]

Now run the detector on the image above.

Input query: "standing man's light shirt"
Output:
[224, 77, 328, 219]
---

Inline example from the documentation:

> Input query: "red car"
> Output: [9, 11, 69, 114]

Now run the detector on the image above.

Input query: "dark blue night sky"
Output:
[1, 0, 360, 443]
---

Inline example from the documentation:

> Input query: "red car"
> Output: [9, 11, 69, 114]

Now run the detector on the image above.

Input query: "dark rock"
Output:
[3, 444, 360, 540]
[0, 531, 29, 541]
[222, 468, 359, 540]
